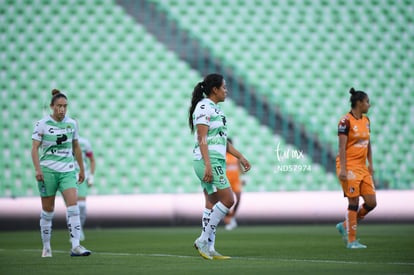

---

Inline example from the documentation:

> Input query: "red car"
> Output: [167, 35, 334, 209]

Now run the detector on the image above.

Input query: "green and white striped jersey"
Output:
[32, 115, 79, 172]
[192, 98, 228, 160]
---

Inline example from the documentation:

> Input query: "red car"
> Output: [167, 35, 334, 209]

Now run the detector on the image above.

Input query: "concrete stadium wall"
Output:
[0, 190, 413, 230]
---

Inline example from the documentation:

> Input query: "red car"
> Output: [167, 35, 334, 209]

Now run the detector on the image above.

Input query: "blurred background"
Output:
[0, 0, 413, 229]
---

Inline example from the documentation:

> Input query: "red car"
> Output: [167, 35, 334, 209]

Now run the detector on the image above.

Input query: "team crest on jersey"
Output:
[347, 170, 356, 180]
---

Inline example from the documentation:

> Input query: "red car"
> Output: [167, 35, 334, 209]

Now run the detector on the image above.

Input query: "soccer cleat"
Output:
[347, 240, 367, 249]
[209, 250, 231, 260]
[336, 222, 347, 244]
[41, 247, 52, 257]
[71, 245, 91, 256]
[194, 238, 213, 260]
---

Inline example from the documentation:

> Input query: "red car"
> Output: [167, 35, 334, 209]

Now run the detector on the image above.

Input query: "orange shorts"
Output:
[336, 168, 375, 198]
[228, 176, 242, 193]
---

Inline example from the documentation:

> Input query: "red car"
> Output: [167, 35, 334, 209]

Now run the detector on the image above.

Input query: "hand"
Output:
[202, 164, 213, 183]
[87, 174, 94, 187]
[78, 170, 85, 183]
[35, 170, 44, 182]
[338, 169, 347, 181]
[240, 157, 251, 172]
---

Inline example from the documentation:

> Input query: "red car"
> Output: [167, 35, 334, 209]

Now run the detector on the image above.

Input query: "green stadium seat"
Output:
[1, 0, 412, 197]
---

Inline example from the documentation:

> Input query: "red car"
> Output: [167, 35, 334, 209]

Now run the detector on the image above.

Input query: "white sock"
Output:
[202, 208, 211, 228]
[201, 208, 216, 251]
[40, 210, 54, 249]
[67, 205, 81, 248]
[209, 227, 217, 252]
[78, 201, 87, 228]
[200, 202, 229, 242]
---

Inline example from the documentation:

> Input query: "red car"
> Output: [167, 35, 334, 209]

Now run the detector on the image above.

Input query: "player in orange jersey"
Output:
[335, 88, 377, 249]
[224, 138, 245, 230]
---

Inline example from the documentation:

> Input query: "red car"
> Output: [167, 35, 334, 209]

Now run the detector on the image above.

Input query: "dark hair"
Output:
[227, 137, 233, 144]
[349, 87, 367, 108]
[50, 89, 67, 105]
[188, 73, 224, 132]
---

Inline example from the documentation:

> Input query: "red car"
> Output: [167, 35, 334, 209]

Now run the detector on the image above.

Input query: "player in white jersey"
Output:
[74, 135, 96, 241]
[188, 73, 251, 260]
[31, 89, 91, 257]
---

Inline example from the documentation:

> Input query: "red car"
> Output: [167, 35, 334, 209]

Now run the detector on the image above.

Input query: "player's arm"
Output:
[197, 124, 213, 182]
[338, 134, 348, 181]
[73, 139, 85, 183]
[227, 141, 251, 172]
[367, 141, 374, 175]
[86, 152, 96, 186]
[31, 139, 44, 182]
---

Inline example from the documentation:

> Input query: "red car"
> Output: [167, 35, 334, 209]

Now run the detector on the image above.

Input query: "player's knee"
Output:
[67, 205, 80, 217]
[348, 204, 359, 212]
[364, 202, 376, 211]
[40, 210, 54, 221]
[222, 196, 234, 209]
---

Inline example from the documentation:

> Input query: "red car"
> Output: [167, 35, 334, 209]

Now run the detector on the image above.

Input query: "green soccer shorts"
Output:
[193, 158, 230, 195]
[37, 167, 78, 197]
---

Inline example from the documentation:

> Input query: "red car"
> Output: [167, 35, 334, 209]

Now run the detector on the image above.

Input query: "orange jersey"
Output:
[226, 152, 241, 187]
[336, 112, 371, 168]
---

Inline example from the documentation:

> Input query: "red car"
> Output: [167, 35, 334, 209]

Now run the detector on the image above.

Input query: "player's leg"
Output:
[203, 191, 218, 252]
[337, 175, 367, 248]
[77, 180, 88, 241]
[194, 159, 232, 259]
[346, 196, 359, 244]
[197, 188, 233, 259]
[38, 169, 59, 257]
[40, 196, 55, 257]
[60, 172, 91, 256]
[229, 190, 241, 229]
[358, 175, 377, 220]
[199, 159, 233, 241]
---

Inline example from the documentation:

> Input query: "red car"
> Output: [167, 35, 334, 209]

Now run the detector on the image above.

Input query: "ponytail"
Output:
[188, 73, 224, 132]
[188, 82, 205, 133]
[50, 89, 67, 105]
[349, 87, 367, 108]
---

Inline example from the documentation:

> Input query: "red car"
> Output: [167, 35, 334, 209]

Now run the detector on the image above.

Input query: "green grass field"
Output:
[1, 224, 413, 275]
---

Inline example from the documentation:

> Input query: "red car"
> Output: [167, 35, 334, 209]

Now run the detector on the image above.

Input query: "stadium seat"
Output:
[1, 0, 412, 197]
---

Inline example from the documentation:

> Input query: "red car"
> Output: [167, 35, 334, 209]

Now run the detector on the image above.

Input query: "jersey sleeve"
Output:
[32, 120, 44, 141]
[338, 116, 350, 136]
[73, 120, 80, 140]
[84, 139, 93, 155]
[193, 102, 211, 126]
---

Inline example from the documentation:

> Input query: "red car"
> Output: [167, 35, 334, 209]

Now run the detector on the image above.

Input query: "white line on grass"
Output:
[12, 249, 414, 266]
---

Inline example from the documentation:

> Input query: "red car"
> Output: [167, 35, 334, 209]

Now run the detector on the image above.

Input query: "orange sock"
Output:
[346, 210, 358, 243]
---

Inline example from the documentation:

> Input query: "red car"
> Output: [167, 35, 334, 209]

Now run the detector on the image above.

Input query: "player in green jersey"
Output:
[74, 134, 96, 241]
[188, 74, 251, 259]
[31, 89, 91, 257]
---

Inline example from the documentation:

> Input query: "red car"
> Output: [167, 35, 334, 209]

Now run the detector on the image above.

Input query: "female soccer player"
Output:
[31, 89, 91, 257]
[74, 133, 96, 241]
[335, 88, 377, 249]
[188, 73, 251, 259]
